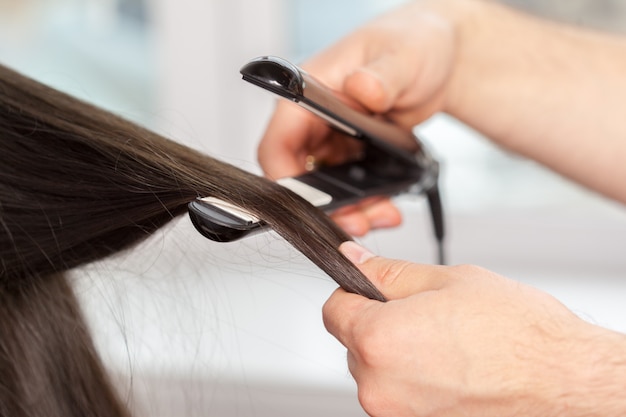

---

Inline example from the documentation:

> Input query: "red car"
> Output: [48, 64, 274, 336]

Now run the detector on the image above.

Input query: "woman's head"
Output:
[0, 63, 382, 299]
[0, 63, 382, 416]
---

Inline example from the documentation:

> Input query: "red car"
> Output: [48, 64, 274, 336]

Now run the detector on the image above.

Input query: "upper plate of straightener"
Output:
[240, 56, 426, 168]
[240, 55, 305, 99]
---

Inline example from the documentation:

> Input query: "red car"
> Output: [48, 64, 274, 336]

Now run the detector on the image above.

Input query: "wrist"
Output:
[440, 0, 626, 203]
[558, 324, 626, 417]
[514, 319, 626, 417]
[440, 0, 502, 118]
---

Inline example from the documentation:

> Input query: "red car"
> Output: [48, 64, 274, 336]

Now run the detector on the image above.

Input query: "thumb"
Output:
[343, 50, 416, 114]
[339, 241, 444, 299]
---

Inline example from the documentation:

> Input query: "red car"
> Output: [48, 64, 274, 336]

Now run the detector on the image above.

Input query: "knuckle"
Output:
[375, 260, 412, 290]
[357, 384, 378, 414]
[351, 315, 389, 368]
[321, 298, 336, 328]
[448, 263, 489, 278]
[321, 292, 344, 334]
[357, 382, 392, 417]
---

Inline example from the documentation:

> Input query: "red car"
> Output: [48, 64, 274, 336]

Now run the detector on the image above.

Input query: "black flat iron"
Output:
[188, 56, 445, 264]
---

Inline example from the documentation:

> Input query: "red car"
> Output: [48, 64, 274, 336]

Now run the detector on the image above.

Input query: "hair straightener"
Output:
[188, 56, 446, 264]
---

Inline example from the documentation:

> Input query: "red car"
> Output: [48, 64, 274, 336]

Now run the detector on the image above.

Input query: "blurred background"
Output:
[2, 1, 626, 415]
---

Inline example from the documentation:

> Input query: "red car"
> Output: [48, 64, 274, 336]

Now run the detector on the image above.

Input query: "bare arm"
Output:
[447, 1, 626, 203]
[259, 0, 626, 234]
[323, 242, 626, 417]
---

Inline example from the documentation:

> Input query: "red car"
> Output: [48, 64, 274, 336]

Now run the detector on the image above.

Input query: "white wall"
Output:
[150, 0, 287, 170]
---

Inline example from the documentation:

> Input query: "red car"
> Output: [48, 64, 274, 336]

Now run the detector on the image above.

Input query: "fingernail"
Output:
[339, 241, 376, 265]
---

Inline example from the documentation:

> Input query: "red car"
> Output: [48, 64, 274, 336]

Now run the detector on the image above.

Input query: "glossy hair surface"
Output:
[0, 64, 383, 417]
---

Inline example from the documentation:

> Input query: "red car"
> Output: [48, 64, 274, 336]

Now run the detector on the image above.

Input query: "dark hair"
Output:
[0, 63, 384, 417]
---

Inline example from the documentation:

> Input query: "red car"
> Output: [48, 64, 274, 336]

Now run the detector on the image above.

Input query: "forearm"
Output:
[446, 1, 626, 203]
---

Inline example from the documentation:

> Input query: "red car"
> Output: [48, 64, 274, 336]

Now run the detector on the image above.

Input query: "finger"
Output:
[339, 241, 445, 299]
[332, 198, 402, 236]
[332, 210, 370, 237]
[308, 129, 363, 167]
[322, 287, 378, 350]
[346, 350, 359, 380]
[343, 49, 418, 115]
[258, 101, 330, 179]
[359, 198, 402, 229]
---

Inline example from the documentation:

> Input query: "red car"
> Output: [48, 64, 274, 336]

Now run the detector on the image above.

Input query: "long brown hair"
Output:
[0, 63, 383, 417]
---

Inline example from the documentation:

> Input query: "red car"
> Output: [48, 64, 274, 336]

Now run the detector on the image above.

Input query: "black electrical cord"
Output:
[427, 185, 445, 265]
